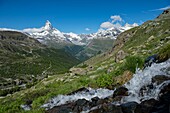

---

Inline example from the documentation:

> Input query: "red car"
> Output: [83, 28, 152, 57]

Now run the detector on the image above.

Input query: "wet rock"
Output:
[75, 99, 88, 106]
[113, 96, 124, 103]
[139, 84, 154, 97]
[90, 103, 123, 113]
[150, 83, 170, 113]
[152, 75, 170, 85]
[166, 67, 170, 75]
[90, 97, 100, 107]
[135, 99, 158, 113]
[73, 99, 90, 112]
[159, 82, 170, 97]
[91, 97, 100, 102]
[113, 87, 128, 98]
[67, 87, 89, 95]
[96, 98, 106, 105]
[89, 107, 105, 113]
[47, 104, 73, 113]
[144, 54, 158, 68]
[104, 104, 123, 113]
[55, 107, 72, 113]
[121, 102, 138, 113]
[103, 96, 114, 103]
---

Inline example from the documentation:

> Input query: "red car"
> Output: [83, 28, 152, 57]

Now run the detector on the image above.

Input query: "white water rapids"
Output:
[41, 88, 114, 109]
[40, 59, 170, 110]
[122, 58, 170, 103]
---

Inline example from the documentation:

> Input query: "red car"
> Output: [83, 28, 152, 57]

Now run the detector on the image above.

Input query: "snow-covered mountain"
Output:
[63, 32, 84, 45]
[0, 20, 138, 61]
[0, 20, 137, 46]
[23, 20, 72, 45]
[23, 21, 87, 45]
[90, 23, 138, 40]
[22, 20, 138, 46]
[77, 23, 138, 43]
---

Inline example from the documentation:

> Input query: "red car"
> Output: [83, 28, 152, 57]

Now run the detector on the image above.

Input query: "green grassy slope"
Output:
[76, 38, 115, 61]
[0, 31, 80, 96]
[0, 31, 79, 77]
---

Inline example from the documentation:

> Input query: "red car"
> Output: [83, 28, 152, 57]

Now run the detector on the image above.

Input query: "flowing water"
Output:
[122, 58, 170, 103]
[41, 88, 114, 109]
[40, 59, 170, 110]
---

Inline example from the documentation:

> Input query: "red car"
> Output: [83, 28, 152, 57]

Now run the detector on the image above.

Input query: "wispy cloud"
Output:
[100, 22, 114, 29]
[110, 15, 123, 23]
[150, 5, 170, 11]
[85, 28, 90, 31]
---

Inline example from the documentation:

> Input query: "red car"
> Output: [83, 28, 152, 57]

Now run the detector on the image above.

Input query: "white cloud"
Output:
[23, 28, 43, 33]
[151, 5, 170, 11]
[0, 28, 19, 32]
[99, 15, 138, 30]
[110, 15, 122, 23]
[100, 22, 114, 29]
[85, 28, 90, 31]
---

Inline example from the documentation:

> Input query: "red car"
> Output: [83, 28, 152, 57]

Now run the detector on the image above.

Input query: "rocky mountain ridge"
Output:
[22, 20, 137, 46]
[0, 20, 137, 61]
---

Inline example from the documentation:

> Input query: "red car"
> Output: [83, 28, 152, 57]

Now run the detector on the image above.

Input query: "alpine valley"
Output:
[0, 6, 170, 113]
[0, 17, 137, 98]
[22, 20, 137, 60]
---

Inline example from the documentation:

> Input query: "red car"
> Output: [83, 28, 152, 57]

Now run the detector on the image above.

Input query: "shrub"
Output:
[96, 74, 113, 87]
[158, 44, 170, 62]
[123, 56, 144, 73]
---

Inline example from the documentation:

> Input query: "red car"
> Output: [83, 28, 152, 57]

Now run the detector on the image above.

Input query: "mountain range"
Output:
[0, 19, 137, 92]
[0, 20, 138, 60]
[23, 20, 138, 46]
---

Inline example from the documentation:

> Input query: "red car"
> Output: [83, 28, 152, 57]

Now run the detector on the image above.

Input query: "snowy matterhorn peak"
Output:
[44, 20, 53, 30]
[23, 20, 86, 45]
[23, 20, 68, 44]
[20, 20, 138, 46]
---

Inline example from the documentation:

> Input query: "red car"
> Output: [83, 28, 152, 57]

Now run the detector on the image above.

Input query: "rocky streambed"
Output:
[22, 59, 170, 113]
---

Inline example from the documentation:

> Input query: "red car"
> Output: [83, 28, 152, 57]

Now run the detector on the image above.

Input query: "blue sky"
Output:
[0, 0, 170, 34]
